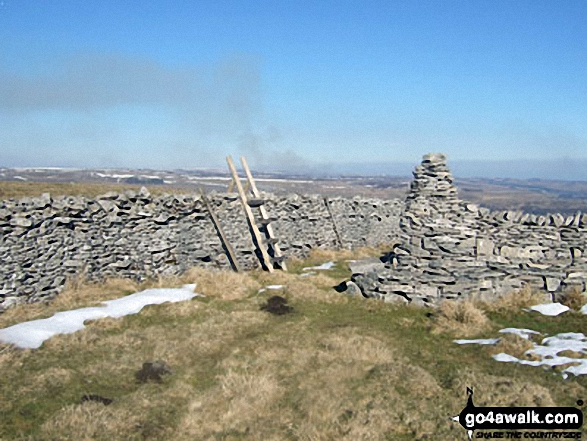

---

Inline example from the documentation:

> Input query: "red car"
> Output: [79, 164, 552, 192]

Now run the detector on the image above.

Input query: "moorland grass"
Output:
[0, 181, 192, 200]
[0, 250, 585, 440]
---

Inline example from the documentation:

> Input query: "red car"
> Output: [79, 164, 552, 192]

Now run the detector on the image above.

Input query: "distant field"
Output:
[0, 181, 194, 200]
[457, 179, 587, 215]
[1, 176, 586, 215]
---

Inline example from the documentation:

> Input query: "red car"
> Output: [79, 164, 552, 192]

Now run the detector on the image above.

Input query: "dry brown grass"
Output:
[557, 350, 586, 359]
[38, 401, 141, 441]
[308, 245, 388, 262]
[178, 368, 284, 440]
[481, 284, 550, 313]
[2, 262, 586, 440]
[432, 299, 490, 336]
[179, 323, 452, 441]
[253, 270, 346, 304]
[559, 286, 587, 311]
[453, 371, 556, 407]
[488, 333, 535, 359]
[287, 329, 447, 440]
[181, 267, 261, 300]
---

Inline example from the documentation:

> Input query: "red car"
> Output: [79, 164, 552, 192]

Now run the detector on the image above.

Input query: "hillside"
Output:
[0, 249, 585, 440]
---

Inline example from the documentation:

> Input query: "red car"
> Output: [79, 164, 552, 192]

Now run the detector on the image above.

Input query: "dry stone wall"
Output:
[353, 153, 587, 305]
[0, 188, 402, 309]
[1, 153, 585, 310]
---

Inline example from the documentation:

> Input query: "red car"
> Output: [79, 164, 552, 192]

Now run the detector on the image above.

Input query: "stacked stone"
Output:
[404, 152, 461, 219]
[353, 153, 587, 306]
[0, 189, 404, 310]
[1, 155, 585, 310]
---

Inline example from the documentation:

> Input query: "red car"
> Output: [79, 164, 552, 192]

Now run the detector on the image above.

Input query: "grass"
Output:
[0, 249, 586, 440]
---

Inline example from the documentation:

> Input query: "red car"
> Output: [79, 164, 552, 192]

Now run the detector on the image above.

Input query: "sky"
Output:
[1, 1, 586, 179]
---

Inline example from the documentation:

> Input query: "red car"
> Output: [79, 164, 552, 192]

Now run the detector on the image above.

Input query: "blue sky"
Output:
[1, 1, 586, 179]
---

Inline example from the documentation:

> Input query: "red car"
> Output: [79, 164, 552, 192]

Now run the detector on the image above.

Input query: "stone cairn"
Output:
[352, 153, 587, 305]
[403, 152, 461, 218]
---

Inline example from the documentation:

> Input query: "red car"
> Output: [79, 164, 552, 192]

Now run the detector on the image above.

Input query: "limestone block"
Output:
[10, 217, 32, 228]
[544, 277, 561, 292]
[476, 238, 494, 257]
[457, 237, 476, 250]
[416, 284, 439, 298]
[567, 271, 587, 280]
[571, 248, 583, 260]
[383, 293, 409, 304]
[527, 262, 550, 270]
[550, 213, 565, 227]
[97, 200, 118, 213]
[344, 281, 363, 297]
[348, 258, 385, 275]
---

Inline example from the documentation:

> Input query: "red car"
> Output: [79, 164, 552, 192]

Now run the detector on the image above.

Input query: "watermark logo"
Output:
[452, 387, 583, 440]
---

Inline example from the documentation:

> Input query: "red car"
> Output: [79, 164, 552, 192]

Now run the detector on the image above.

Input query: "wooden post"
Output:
[324, 197, 344, 249]
[199, 189, 241, 272]
[240, 156, 287, 271]
[226, 156, 274, 272]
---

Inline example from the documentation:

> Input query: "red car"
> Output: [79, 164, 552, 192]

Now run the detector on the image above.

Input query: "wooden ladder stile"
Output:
[199, 189, 241, 272]
[240, 156, 288, 271]
[228, 178, 250, 194]
[226, 156, 274, 273]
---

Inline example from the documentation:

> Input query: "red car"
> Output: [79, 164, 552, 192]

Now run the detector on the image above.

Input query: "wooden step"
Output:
[247, 198, 266, 208]
[259, 217, 279, 225]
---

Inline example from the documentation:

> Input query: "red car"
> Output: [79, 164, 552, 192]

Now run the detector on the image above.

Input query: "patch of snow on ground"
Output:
[258, 285, 284, 293]
[455, 328, 587, 378]
[527, 303, 569, 316]
[499, 328, 541, 340]
[493, 331, 587, 378]
[0, 285, 200, 349]
[581, 304, 587, 315]
[303, 262, 335, 271]
[454, 338, 500, 345]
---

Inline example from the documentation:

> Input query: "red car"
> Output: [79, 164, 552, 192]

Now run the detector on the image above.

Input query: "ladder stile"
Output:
[226, 156, 274, 273]
[240, 156, 288, 271]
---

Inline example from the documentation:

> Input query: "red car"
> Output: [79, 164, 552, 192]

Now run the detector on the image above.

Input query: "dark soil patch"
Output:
[260, 296, 293, 315]
[81, 394, 113, 405]
[135, 361, 173, 383]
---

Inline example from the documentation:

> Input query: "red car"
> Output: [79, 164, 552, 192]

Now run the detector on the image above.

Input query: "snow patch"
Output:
[454, 338, 500, 345]
[498, 328, 541, 340]
[258, 285, 284, 293]
[456, 328, 587, 378]
[0, 285, 200, 349]
[527, 303, 569, 316]
[303, 262, 335, 271]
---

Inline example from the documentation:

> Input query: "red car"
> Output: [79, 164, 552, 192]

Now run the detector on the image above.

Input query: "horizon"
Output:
[1, 1, 586, 180]
[2, 156, 587, 182]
